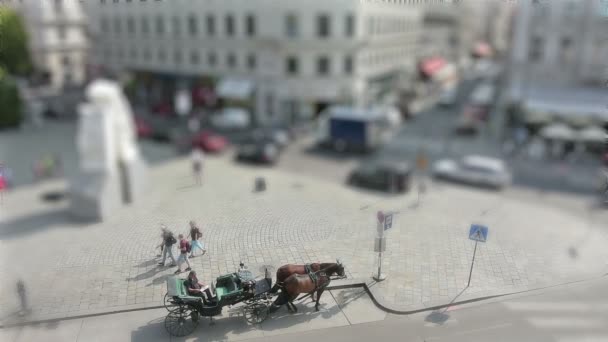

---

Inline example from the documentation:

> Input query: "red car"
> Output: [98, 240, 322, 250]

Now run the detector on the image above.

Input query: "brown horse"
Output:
[270, 262, 345, 312]
[269, 260, 342, 294]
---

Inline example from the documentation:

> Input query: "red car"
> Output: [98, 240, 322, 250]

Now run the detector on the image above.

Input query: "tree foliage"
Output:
[0, 69, 23, 128]
[0, 7, 32, 75]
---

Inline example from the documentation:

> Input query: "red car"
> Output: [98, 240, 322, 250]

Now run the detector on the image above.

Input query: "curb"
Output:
[2, 274, 606, 329]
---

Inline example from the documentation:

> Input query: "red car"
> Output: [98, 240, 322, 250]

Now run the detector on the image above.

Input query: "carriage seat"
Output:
[166, 276, 201, 303]
[215, 273, 241, 302]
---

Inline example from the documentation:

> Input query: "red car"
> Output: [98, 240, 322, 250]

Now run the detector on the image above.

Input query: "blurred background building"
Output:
[508, 0, 608, 133]
[83, 0, 428, 124]
[8, 0, 88, 91]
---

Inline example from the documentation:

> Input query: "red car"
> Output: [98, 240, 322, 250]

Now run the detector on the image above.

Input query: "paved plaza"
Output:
[2, 148, 608, 325]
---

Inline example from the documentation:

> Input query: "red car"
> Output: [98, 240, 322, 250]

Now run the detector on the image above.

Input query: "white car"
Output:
[432, 155, 512, 189]
[210, 107, 251, 130]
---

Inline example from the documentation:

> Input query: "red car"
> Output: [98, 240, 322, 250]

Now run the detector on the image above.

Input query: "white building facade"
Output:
[84, 0, 422, 123]
[10, 0, 88, 90]
[510, 0, 608, 96]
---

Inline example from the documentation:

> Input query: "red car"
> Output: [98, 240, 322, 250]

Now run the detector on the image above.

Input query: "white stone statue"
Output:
[70, 79, 147, 221]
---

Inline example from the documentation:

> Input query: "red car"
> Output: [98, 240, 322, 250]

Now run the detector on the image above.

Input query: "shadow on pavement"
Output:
[0, 208, 78, 240]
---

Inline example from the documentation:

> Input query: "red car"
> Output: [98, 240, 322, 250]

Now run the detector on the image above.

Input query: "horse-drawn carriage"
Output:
[164, 265, 273, 337]
[163, 261, 346, 337]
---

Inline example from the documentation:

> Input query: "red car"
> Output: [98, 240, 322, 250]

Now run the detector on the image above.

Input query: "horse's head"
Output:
[333, 259, 346, 278]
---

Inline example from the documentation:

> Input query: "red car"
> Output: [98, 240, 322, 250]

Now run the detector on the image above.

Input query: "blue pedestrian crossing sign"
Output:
[469, 224, 488, 242]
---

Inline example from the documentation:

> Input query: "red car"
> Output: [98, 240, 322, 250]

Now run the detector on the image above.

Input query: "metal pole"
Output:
[378, 251, 382, 279]
[467, 240, 478, 287]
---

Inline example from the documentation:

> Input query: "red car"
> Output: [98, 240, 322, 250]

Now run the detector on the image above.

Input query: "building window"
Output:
[127, 16, 135, 34]
[61, 55, 70, 66]
[208, 51, 217, 66]
[206, 15, 215, 36]
[344, 55, 353, 74]
[158, 50, 166, 62]
[100, 17, 109, 33]
[172, 16, 181, 37]
[114, 17, 122, 34]
[156, 16, 165, 35]
[245, 14, 255, 36]
[57, 26, 67, 40]
[227, 53, 237, 68]
[286, 56, 298, 75]
[130, 48, 137, 60]
[190, 50, 199, 64]
[317, 56, 330, 75]
[247, 53, 256, 70]
[529, 36, 543, 62]
[285, 14, 298, 38]
[54, 0, 63, 13]
[345, 14, 355, 37]
[188, 15, 198, 36]
[225, 14, 234, 36]
[174, 50, 182, 64]
[317, 14, 330, 38]
[143, 48, 151, 62]
[141, 17, 150, 35]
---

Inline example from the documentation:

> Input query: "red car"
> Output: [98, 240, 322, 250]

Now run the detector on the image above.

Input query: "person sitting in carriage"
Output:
[185, 271, 216, 305]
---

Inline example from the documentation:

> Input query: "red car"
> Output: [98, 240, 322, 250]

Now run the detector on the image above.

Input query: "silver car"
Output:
[432, 155, 512, 189]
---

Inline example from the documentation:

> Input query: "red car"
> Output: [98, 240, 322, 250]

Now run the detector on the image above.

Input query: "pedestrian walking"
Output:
[175, 234, 192, 274]
[158, 225, 177, 267]
[415, 150, 429, 203]
[188, 220, 206, 258]
[191, 148, 204, 186]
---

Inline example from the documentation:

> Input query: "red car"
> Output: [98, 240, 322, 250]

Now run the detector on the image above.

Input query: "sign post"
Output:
[374, 211, 394, 281]
[467, 224, 488, 287]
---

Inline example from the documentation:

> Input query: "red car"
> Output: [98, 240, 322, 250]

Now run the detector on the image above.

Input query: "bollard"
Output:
[17, 280, 28, 316]
[254, 177, 266, 192]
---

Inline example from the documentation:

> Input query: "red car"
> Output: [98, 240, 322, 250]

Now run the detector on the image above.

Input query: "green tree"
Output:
[0, 68, 23, 128]
[0, 7, 32, 75]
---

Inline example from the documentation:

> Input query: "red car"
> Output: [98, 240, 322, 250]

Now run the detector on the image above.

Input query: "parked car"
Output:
[432, 155, 512, 189]
[454, 114, 481, 135]
[235, 136, 280, 164]
[252, 126, 290, 149]
[211, 107, 251, 130]
[348, 160, 412, 193]
[134, 117, 153, 139]
[191, 130, 229, 153]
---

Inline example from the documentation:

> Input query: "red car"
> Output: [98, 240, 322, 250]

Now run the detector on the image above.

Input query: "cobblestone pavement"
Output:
[2, 153, 608, 324]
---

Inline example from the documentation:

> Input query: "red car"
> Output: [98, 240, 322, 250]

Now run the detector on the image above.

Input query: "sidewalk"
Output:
[2, 154, 608, 326]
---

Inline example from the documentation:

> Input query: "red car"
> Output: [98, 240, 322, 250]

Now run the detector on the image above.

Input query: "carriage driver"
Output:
[185, 271, 216, 305]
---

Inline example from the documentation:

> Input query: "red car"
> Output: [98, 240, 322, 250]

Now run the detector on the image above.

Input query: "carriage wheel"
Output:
[164, 305, 199, 337]
[244, 303, 269, 324]
[163, 292, 176, 311]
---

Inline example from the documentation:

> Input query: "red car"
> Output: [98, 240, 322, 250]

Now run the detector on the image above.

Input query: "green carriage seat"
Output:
[215, 273, 242, 302]
[166, 276, 200, 303]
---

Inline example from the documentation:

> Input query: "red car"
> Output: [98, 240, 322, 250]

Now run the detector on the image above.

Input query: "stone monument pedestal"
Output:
[69, 79, 147, 222]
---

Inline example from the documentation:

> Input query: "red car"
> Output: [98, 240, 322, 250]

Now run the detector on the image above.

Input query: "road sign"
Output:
[469, 224, 488, 243]
[384, 213, 393, 231]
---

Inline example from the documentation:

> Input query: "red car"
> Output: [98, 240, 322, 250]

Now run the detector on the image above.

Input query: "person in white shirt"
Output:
[191, 148, 204, 186]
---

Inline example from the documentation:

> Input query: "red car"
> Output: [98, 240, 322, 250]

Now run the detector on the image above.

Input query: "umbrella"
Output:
[577, 126, 607, 143]
[539, 123, 575, 141]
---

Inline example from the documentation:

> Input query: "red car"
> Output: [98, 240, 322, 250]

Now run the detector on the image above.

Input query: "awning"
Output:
[539, 123, 576, 141]
[216, 78, 254, 99]
[418, 57, 446, 77]
[577, 126, 607, 143]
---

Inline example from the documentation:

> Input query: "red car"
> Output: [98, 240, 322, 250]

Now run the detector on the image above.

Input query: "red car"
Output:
[191, 130, 228, 153]
[134, 117, 153, 139]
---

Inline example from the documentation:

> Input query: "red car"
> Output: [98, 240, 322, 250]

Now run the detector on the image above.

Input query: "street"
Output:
[2, 276, 607, 341]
